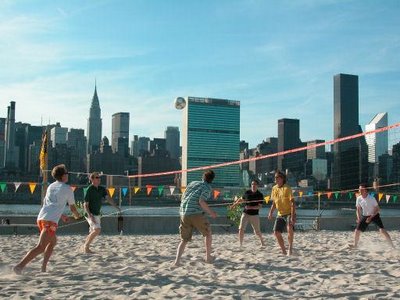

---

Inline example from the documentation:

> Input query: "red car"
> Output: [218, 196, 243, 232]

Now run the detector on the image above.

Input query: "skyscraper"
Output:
[181, 96, 240, 187]
[277, 118, 305, 175]
[165, 126, 180, 159]
[87, 84, 102, 154]
[365, 112, 388, 163]
[4, 101, 16, 169]
[111, 112, 130, 153]
[332, 73, 368, 190]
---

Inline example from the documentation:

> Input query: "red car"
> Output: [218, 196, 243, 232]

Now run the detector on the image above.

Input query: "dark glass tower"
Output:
[277, 118, 305, 176]
[332, 74, 368, 190]
[87, 84, 102, 154]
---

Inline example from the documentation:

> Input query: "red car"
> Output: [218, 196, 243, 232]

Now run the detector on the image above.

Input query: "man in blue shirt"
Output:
[174, 170, 217, 266]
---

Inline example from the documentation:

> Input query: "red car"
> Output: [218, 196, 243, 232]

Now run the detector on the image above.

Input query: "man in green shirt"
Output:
[83, 172, 120, 253]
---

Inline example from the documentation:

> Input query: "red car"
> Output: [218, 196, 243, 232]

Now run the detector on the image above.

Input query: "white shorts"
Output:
[85, 215, 101, 232]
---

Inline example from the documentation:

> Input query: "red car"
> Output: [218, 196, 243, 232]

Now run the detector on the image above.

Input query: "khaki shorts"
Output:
[179, 214, 211, 242]
[85, 215, 101, 232]
[239, 213, 261, 235]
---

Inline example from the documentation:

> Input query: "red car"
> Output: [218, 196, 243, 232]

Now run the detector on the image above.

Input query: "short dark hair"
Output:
[90, 172, 100, 180]
[251, 180, 259, 185]
[359, 183, 367, 189]
[275, 170, 286, 184]
[52, 164, 68, 181]
[203, 170, 215, 183]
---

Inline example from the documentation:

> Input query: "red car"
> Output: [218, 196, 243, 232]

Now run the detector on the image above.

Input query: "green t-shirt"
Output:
[84, 185, 108, 216]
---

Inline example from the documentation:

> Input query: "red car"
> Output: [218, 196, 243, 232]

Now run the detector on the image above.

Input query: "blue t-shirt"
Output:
[179, 180, 212, 216]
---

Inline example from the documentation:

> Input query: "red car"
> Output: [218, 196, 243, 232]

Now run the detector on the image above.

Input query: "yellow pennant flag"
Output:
[299, 191, 303, 197]
[29, 183, 37, 194]
[378, 193, 384, 201]
[264, 195, 270, 204]
[180, 187, 186, 194]
[134, 187, 140, 194]
[318, 192, 321, 198]
[108, 187, 115, 198]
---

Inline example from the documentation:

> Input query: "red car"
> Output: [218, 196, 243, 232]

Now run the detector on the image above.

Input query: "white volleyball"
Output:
[174, 97, 186, 110]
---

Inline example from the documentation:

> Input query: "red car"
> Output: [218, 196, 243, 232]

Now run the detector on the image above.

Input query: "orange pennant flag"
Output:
[327, 192, 332, 199]
[29, 183, 36, 194]
[108, 187, 115, 198]
[378, 193, 384, 201]
[146, 186, 153, 196]
[213, 190, 220, 199]
[264, 195, 271, 204]
[70, 186, 77, 192]
[180, 187, 186, 194]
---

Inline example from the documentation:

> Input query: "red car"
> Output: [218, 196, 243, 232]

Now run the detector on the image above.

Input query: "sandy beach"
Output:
[0, 231, 400, 299]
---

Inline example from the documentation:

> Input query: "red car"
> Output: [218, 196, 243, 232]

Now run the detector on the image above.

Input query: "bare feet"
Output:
[287, 248, 293, 256]
[41, 266, 47, 272]
[205, 255, 215, 264]
[12, 265, 23, 275]
[82, 245, 95, 254]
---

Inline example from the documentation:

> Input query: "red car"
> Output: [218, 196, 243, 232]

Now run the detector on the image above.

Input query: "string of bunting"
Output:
[0, 181, 399, 203]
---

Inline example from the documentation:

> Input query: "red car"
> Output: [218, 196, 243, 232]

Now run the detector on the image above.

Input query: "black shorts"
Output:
[356, 214, 384, 232]
[273, 214, 293, 233]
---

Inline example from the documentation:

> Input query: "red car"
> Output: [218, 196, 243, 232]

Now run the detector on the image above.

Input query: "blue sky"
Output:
[0, 0, 399, 148]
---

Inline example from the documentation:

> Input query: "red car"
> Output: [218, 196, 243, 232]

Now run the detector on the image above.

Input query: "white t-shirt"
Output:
[37, 181, 75, 223]
[355, 194, 378, 216]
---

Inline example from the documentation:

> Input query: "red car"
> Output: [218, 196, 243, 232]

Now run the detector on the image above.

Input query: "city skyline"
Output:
[0, 1, 399, 148]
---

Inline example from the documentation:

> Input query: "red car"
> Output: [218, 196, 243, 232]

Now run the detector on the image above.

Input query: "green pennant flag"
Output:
[394, 195, 398, 203]
[0, 182, 6, 193]
[158, 186, 164, 196]
[83, 187, 89, 198]
[334, 192, 339, 200]
[348, 192, 353, 199]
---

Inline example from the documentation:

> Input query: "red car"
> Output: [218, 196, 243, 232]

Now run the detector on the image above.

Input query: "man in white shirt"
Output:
[13, 164, 80, 274]
[351, 184, 394, 249]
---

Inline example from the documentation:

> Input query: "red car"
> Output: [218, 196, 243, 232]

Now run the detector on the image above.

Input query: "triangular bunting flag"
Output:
[264, 195, 271, 204]
[71, 186, 77, 192]
[14, 182, 21, 192]
[318, 192, 321, 198]
[108, 187, 115, 198]
[299, 191, 303, 197]
[122, 187, 128, 197]
[146, 186, 153, 196]
[327, 192, 332, 199]
[158, 186, 164, 196]
[169, 186, 175, 195]
[0, 182, 6, 193]
[83, 187, 89, 198]
[378, 193, 384, 201]
[180, 187, 186, 194]
[213, 190, 220, 199]
[394, 195, 398, 203]
[348, 192, 353, 199]
[385, 195, 390, 203]
[29, 183, 36, 194]
[307, 191, 313, 196]
[334, 192, 339, 199]
[134, 187, 140, 194]
[370, 192, 376, 197]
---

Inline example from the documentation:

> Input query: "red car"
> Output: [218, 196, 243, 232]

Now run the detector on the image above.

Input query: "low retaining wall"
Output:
[1, 215, 399, 235]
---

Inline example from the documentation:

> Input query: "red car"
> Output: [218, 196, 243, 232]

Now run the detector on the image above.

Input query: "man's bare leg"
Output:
[204, 233, 214, 263]
[379, 229, 394, 248]
[41, 235, 57, 272]
[274, 231, 286, 255]
[13, 231, 50, 274]
[174, 240, 187, 266]
[238, 228, 245, 247]
[287, 225, 294, 255]
[352, 229, 361, 249]
[83, 228, 100, 253]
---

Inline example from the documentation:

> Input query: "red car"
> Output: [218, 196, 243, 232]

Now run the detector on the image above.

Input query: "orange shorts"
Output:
[37, 220, 58, 236]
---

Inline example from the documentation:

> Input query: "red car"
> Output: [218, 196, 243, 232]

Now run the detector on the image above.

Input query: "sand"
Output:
[0, 231, 399, 299]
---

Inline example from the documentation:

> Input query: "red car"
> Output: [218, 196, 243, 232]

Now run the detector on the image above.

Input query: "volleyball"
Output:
[174, 97, 186, 110]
